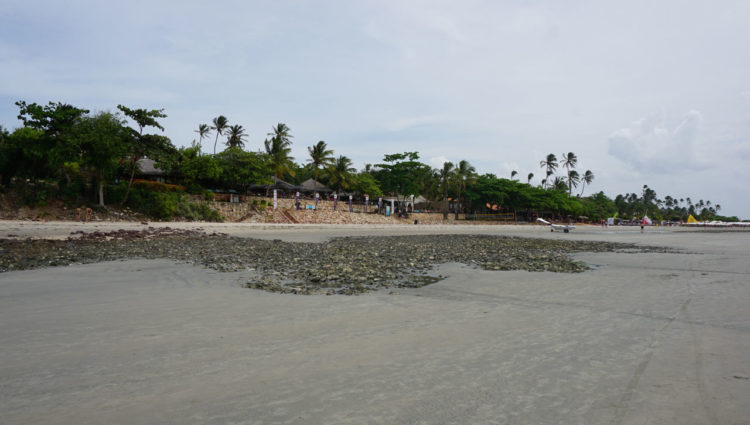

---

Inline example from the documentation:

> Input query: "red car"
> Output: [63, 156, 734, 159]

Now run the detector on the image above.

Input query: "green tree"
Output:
[374, 152, 431, 206]
[325, 155, 356, 194]
[307, 140, 334, 194]
[116, 104, 170, 204]
[225, 124, 247, 149]
[539, 153, 558, 189]
[580, 191, 616, 221]
[351, 172, 383, 197]
[439, 161, 454, 215]
[211, 115, 228, 155]
[452, 160, 476, 219]
[579, 170, 594, 196]
[15, 101, 90, 182]
[551, 176, 567, 191]
[527, 172, 534, 184]
[75, 112, 129, 206]
[561, 152, 578, 196]
[215, 148, 272, 192]
[566, 169, 580, 197]
[264, 123, 295, 179]
[174, 145, 222, 188]
[194, 124, 211, 151]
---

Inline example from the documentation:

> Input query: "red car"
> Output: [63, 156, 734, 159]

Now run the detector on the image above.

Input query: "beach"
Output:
[1, 222, 748, 424]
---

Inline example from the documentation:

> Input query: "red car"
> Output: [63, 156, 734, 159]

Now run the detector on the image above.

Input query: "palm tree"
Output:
[562, 152, 578, 196]
[552, 176, 567, 191]
[194, 124, 210, 152]
[562, 152, 578, 171]
[566, 170, 580, 196]
[211, 116, 228, 154]
[510, 170, 518, 180]
[268, 122, 292, 145]
[452, 160, 476, 219]
[527, 173, 534, 184]
[439, 161, 454, 216]
[579, 170, 594, 196]
[539, 154, 558, 189]
[225, 124, 247, 149]
[307, 140, 334, 194]
[325, 155, 355, 193]
[264, 123, 295, 179]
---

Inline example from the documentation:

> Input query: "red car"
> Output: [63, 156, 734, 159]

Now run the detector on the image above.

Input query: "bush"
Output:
[252, 199, 258, 206]
[185, 183, 204, 195]
[108, 183, 223, 221]
[203, 190, 215, 201]
[132, 179, 186, 193]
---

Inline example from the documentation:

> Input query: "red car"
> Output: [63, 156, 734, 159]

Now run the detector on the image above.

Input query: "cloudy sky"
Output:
[2, 0, 749, 218]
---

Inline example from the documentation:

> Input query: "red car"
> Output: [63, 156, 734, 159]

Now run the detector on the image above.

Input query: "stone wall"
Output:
[196, 195, 462, 224]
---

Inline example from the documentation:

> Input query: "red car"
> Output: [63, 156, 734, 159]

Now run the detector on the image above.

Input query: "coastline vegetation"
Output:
[0, 101, 738, 222]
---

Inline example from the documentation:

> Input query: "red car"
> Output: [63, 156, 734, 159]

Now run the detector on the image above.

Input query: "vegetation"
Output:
[0, 100, 735, 222]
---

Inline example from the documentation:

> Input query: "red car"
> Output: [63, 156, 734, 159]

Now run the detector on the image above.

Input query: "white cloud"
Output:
[428, 155, 451, 169]
[607, 110, 710, 173]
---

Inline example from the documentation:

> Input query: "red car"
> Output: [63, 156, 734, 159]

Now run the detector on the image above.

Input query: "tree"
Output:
[566, 169, 580, 196]
[580, 191, 616, 221]
[579, 170, 594, 196]
[527, 172, 534, 184]
[307, 140, 334, 194]
[510, 170, 518, 180]
[325, 155, 356, 194]
[562, 152, 578, 196]
[439, 161, 454, 215]
[194, 124, 211, 151]
[214, 148, 272, 192]
[15, 101, 90, 181]
[539, 154, 558, 189]
[211, 115, 228, 154]
[562, 152, 578, 172]
[225, 124, 247, 149]
[75, 112, 129, 206]
[264, 123, 295, 179]
[351, 172, 383, 197]
[374, 152, 431, 207]
[452, 160, 476, 219]
[552, 176, 567, 191]
[116, 104, 170, 204]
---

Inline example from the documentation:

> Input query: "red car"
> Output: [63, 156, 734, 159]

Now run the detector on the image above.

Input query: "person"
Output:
[640, 217, 645, 233]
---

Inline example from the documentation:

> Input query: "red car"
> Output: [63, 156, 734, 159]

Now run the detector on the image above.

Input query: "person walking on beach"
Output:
[640, 217, 645, 233]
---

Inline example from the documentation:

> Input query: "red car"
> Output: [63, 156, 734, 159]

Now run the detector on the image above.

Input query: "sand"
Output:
[1, 222, 749, 424]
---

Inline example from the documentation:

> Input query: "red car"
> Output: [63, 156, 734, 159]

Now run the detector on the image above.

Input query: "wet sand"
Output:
[1, 223, 748, 424]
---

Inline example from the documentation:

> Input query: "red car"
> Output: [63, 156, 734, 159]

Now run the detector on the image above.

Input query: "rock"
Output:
[0, 232, 674, 295]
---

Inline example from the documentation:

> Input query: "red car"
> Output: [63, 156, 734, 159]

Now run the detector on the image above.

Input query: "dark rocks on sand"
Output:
[0, 229, 672, 295]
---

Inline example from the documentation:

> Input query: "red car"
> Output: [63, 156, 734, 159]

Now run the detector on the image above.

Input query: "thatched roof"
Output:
[136, 158, 165, 176]
[300, 178, 332, 192]
[249, 176, 299, 191]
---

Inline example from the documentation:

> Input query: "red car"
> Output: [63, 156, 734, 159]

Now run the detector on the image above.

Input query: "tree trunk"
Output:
[121, 159, 137, 205]
[454, 188, 461, 220]
[98, 179, 105, 207]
